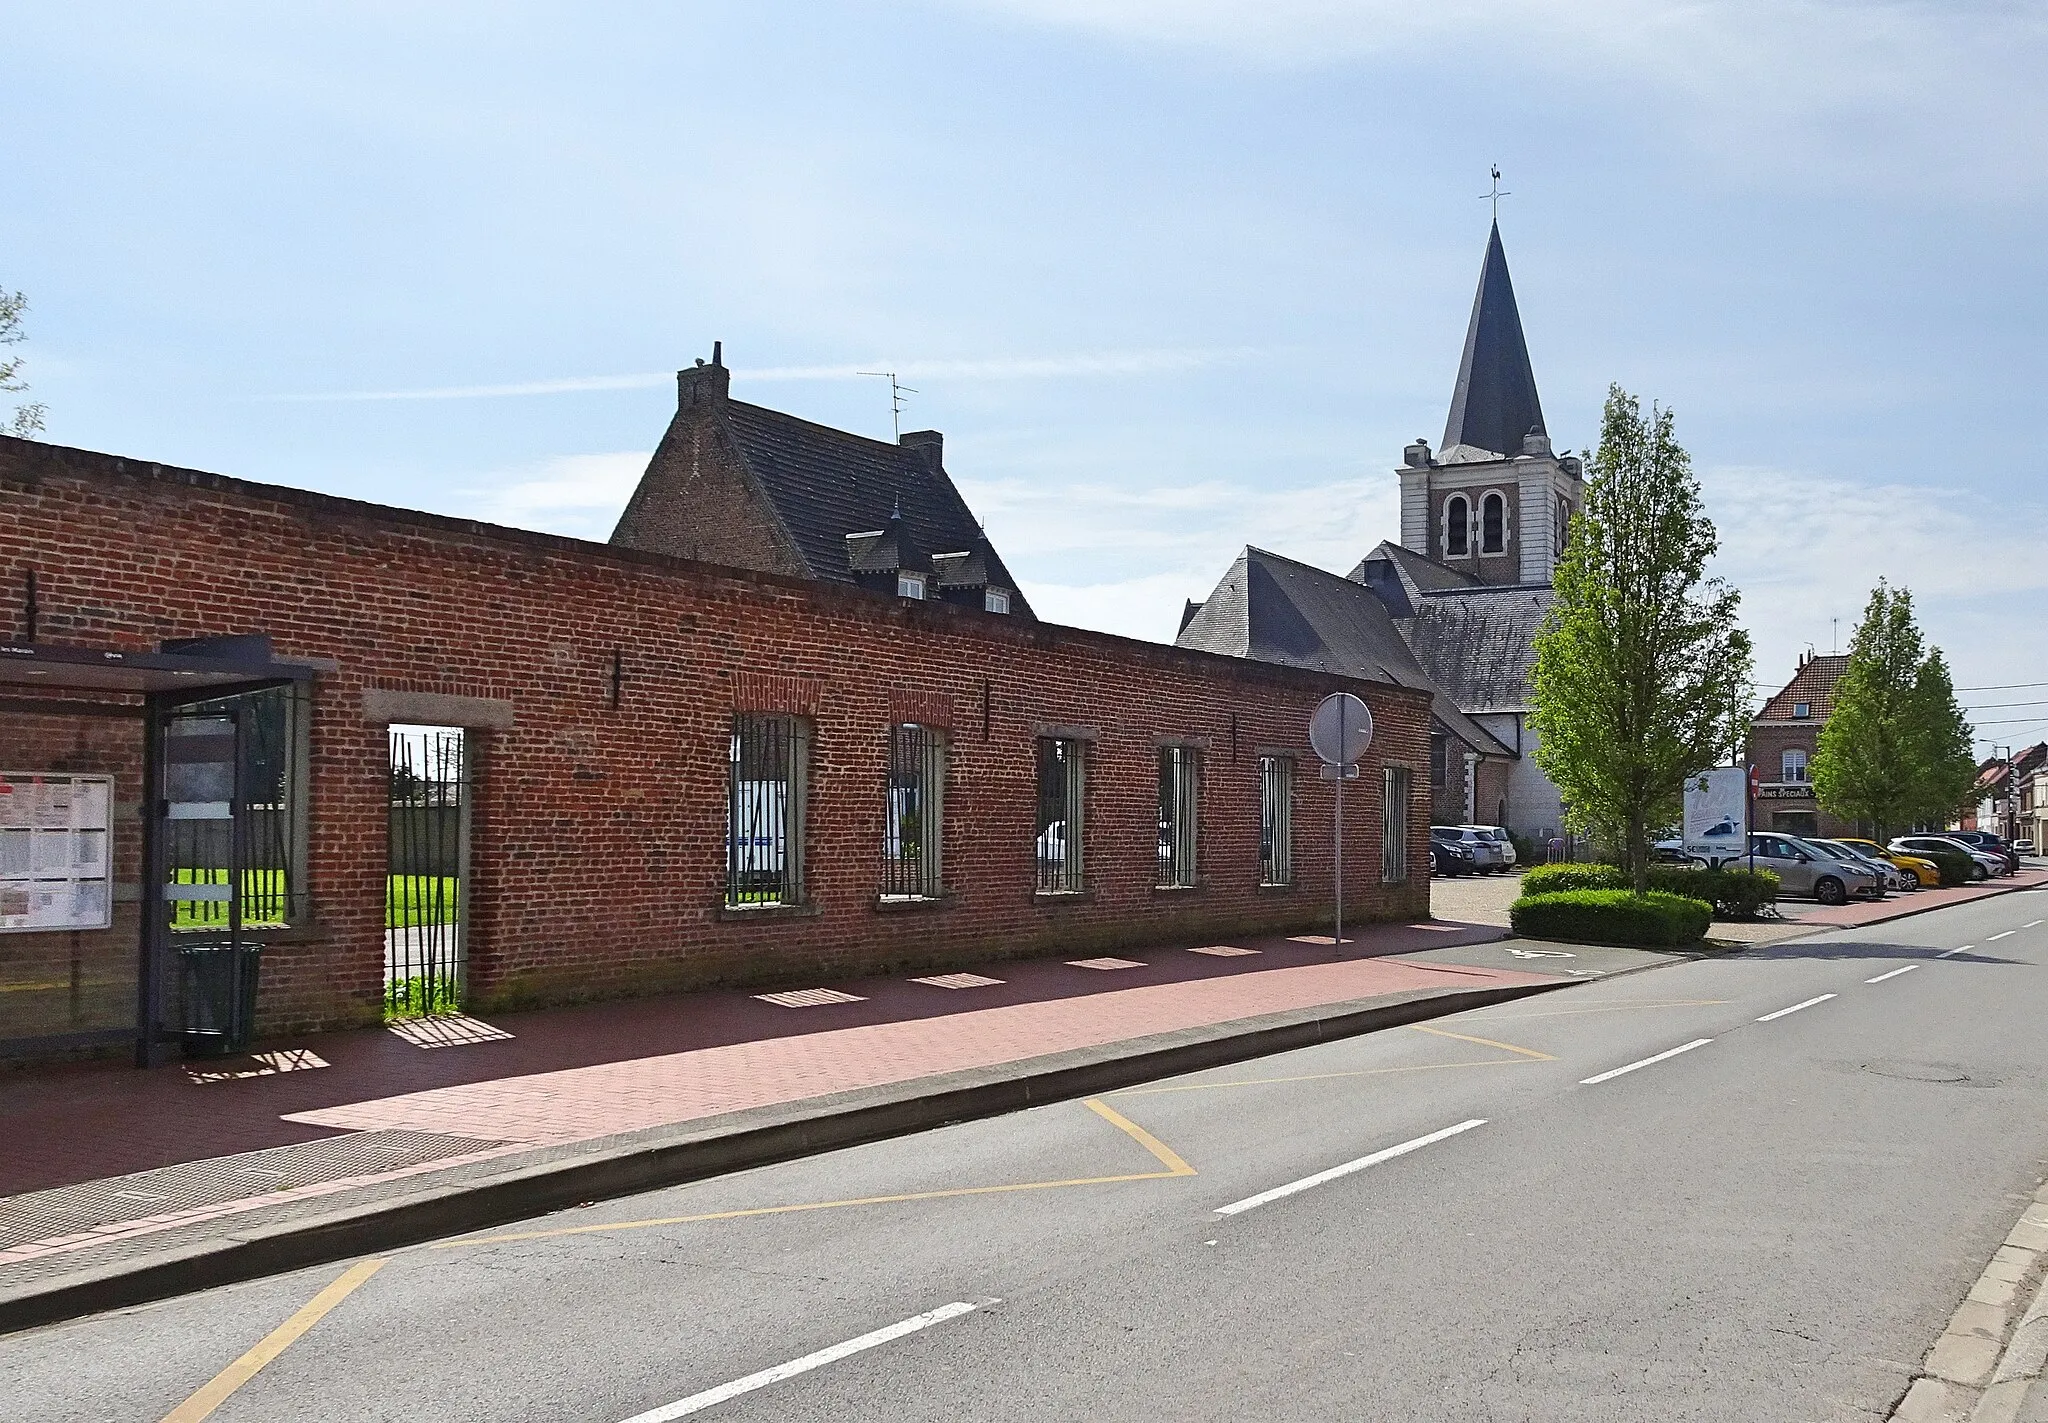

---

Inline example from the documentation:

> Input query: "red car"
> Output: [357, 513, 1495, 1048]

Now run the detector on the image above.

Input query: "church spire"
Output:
[1441, 220, 1546, 459]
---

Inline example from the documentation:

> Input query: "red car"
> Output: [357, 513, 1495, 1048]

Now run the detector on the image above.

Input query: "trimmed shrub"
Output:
[1510, 889, 1714, 948]
[1518, 862, 1777, 918]
[1520, 863, 1624, 895]
[1920, 850, 1975, 887]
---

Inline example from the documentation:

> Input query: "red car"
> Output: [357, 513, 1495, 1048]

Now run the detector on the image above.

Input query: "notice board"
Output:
[0, 774, 114, 932]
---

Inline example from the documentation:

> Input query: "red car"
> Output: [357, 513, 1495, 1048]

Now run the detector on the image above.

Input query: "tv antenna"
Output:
[1480, 165, 1510, 221]
[857, 371, 917, 441]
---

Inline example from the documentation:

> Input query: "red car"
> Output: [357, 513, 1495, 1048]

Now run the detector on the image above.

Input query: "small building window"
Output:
[984, 588, 1010, 614]
[897, 572, 927, 600]
[175, 684, 311, 929]
[1382, 765, 1411, 884]
[1480, 492, 1506, 554]
[1444, 495, 1470, 558]
[881, 724, 945, 900]
[1157, 745, 1199, 888]
[1782, 748, 1809, 784]
[727, 713, 807, 907]
[1430, 732, 1448, 788]
[1035, 737, 1085, 893]
[1259, 756, 1293, 886]
[1792, 701, 1811, 719]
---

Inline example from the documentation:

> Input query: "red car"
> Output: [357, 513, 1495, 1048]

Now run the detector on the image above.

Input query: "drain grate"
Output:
[0, 1129, 513, 1252]
[754, 988, 866, 1008]
[910, 973, 1005, 989]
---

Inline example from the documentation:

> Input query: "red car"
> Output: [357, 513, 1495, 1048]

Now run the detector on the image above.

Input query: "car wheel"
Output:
[1814, 876, 1847, 906]
[1973, 863, 1989, 881]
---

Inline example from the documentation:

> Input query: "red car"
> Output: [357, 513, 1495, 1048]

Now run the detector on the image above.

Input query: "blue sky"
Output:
[7, 2, 2047, 747]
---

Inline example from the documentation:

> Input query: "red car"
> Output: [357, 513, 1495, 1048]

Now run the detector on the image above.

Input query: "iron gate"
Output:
[386, 726, 468, 1017]
[158, 706, 262, 1055]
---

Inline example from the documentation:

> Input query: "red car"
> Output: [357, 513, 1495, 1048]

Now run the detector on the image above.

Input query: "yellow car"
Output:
[1838, 837, 1939, 887]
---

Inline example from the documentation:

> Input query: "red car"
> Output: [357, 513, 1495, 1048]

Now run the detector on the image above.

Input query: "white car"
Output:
[1460, 825, 1518, 870]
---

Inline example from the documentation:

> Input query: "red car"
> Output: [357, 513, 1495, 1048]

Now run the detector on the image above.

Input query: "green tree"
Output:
[1, 287, 47, 438]
[1530, 386, 1755, 892]
[1811, 582, 1976, 838]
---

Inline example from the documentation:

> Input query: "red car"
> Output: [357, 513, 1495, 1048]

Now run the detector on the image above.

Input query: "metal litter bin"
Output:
[175, 941, 263, 1056]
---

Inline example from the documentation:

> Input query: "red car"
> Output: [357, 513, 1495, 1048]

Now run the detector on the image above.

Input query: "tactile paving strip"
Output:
[0, 1129, 514, 1252]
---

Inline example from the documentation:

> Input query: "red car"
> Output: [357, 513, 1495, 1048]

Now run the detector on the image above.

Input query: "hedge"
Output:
[1918, 850, 1976, 887]
[1518, 862, 1778, 918]
[1509, 889, 1714, 948]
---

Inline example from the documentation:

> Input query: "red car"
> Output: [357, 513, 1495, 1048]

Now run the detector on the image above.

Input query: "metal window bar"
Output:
[881, 724, 946, 899]
[1383, 765, 1410, 883]
[1259, 756, 1293, 886]
[1157, 746, 1198, 887]
[1035, 737, 1084, 893]
[728, 714, 806, 907]
[166, 687, 305, 931]
[386, 727, 468, 1017]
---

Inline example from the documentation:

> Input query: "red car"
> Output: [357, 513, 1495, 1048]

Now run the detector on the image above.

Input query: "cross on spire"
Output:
[1480, 165, 1510, 222]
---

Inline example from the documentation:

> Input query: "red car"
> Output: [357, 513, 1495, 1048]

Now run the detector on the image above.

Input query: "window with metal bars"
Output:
[1156, 746, 1199, 887]
[1258, 756, 1293, 886]
[1382, 764, 1411, 883]
[881, 724, 946, 899]
[172, 684, 309, 930]
[726, 713, 808, 907]
[1035, 737, 1085, 893]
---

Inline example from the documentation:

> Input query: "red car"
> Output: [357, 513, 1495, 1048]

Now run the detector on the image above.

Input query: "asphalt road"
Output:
[9, 888, 2048, 1422]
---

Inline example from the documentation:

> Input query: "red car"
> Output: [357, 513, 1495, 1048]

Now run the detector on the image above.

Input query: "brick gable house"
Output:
[1746, 651, 1851, 837]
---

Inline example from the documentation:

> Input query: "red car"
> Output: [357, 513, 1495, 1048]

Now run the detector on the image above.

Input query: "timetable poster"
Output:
[0, 774, 115, 932]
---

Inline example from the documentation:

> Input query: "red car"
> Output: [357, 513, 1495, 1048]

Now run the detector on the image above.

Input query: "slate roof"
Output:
[1347, 541, 1482, 617]
[1442, 221, 1547, 460]
[1398, 584, 1553, 713]
[722, 400, 1033, 614]
[1176, 546, 1514, 758]
[1755, 654, 1850, 721]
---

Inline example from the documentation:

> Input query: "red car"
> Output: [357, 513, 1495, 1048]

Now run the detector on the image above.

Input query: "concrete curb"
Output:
[0, 974, 1574, 1335]
[1894, 1184, 2048, 1423]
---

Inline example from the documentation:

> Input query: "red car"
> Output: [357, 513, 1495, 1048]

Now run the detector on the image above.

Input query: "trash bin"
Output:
[175, 941, 263, 1057]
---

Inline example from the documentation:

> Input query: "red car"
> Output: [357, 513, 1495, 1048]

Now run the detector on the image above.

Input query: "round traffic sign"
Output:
[1309, 692, 1373, 766]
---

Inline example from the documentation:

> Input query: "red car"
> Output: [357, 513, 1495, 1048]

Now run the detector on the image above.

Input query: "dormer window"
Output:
[984, 588, 1010, 614]
[1792, 701, 1810, 719]
[896, 572, 927, 600]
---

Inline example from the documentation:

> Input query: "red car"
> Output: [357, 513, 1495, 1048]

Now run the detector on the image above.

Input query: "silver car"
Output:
[1808, 838, 1911, 893]
[1746, 833, 1885, 905]
[1432, 825, 1505, 871]
[1461, 825, 1518, 870]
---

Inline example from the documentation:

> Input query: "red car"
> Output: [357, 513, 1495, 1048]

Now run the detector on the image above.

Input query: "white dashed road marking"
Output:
[1757, 994, 1835, 1022]
[1937, 946, 1972, 958]
[1213, 1119, 1488, 1216]
[1987, 930, 2015, 941]
[617, 1301, 990, 1421]
[1865, 965, 1919, 984]
[1578, 1039, 1715, 1086]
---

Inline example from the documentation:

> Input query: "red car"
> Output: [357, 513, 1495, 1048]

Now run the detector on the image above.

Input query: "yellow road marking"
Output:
[161, 1258, 385, 1423]
[1085, 1096, 1197, 1175]
[1119, 1058, 1532, 1095]
[433, 1097, 1196, 1249]
[1407, 1024, 1556, 1060]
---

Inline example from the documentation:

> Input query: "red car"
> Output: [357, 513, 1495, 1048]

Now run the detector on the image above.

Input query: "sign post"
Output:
[1309, 693, 1374, 952]
[1747, 763, 1760, 874]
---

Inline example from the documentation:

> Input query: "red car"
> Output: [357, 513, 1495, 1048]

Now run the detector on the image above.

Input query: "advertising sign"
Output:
[1682, 767, 1748, 866]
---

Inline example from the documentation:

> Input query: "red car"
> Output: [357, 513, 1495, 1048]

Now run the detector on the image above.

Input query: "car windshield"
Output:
[1807, 840, 1857, 860]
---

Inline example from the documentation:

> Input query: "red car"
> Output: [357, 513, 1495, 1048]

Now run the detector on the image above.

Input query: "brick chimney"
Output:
[899, 429, 943, 473]
[677, 341, 730, 412]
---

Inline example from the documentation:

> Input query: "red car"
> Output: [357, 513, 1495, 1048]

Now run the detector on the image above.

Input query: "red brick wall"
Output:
[2, 439, 1434, 1042]
[1746, 720, 1859, 838]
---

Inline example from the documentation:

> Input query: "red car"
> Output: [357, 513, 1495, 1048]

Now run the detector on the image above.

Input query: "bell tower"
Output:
[1398, 220, 1582, 586]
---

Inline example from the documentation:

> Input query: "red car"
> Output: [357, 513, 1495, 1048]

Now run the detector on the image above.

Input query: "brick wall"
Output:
[1, 438, 1434, 1044]
[1746, 719, 1859, 838]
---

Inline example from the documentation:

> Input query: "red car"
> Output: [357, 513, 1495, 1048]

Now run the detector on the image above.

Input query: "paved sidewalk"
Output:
[2, 916, 1559, 1326]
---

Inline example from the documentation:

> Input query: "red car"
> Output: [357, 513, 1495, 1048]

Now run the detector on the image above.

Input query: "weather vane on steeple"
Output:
[1480, 165, 1510, 222]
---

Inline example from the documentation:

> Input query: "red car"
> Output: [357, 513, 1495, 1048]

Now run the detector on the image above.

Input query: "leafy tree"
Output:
[1811, 582, 1976, 838]
[1, 287, 47, 438]
[1530, 386, 1755, 892]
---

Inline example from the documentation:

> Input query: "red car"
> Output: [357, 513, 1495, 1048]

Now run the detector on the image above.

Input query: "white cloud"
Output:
[454, 451, 648, 541]
[266, 347, 1254, 402]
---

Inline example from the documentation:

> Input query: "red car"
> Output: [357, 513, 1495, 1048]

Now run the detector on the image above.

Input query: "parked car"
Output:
[1746, 832, 1885, 905]
[1808, 837, 1913, 893]
[1945, 829, 2018, 874]
[1836, 837, 1940, 888]
[1461, 825, 1518, 870]
[2016, 838, 2037, 856]
[1430, 838, 1476, 877]
[1431, 825, 1505, 872]
[1891, 835, 2004, 882]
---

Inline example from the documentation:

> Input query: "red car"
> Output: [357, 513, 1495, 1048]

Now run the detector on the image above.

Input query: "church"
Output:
[1177, 220, 1578, 840]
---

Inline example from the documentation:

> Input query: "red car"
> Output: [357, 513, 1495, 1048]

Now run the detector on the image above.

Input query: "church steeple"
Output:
[1441, 221, 1546, 460]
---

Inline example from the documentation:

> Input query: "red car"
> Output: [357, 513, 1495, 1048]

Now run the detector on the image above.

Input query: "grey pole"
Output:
[1335, 698, 1345, 953]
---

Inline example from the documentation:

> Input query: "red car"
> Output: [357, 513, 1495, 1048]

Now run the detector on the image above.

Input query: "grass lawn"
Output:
[169, 871, 460, 929]
[387, 875, 461, 929]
